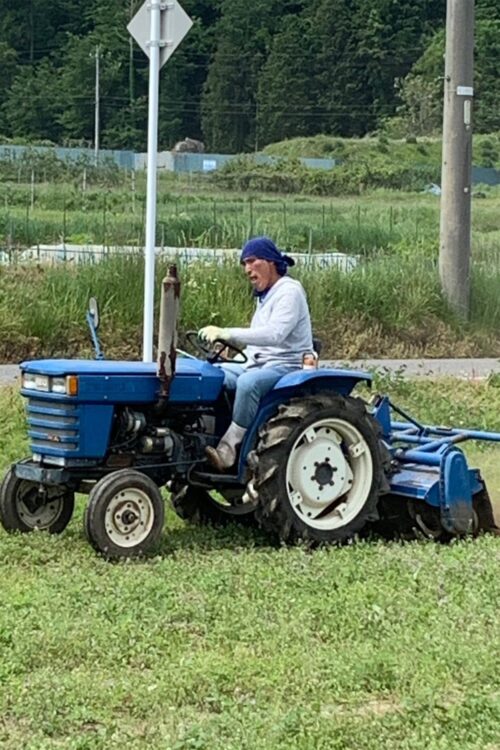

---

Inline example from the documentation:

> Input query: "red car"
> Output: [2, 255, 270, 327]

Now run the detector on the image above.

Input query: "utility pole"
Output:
[94, 45, 100, 166]
[255, 101, 259, 153]
[29, 0, 34, 63]
[439, 0, 474, 319]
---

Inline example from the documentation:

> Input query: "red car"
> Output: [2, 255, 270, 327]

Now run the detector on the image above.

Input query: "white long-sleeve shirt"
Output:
[227, 276, 313, 369]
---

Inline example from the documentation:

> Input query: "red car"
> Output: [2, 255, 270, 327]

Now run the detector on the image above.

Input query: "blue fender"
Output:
[440, 449, 475, 534]
[237, 367, 372, 479]
[271, 367, 372, 395]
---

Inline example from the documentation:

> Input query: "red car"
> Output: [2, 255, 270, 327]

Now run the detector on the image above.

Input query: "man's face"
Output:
[242, 256, 279, 292]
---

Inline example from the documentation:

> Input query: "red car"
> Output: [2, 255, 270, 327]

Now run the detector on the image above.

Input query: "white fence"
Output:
[2, 244, 359, 271]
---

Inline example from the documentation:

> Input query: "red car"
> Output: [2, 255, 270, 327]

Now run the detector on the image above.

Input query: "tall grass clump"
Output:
[302, 253, 449, 330]
[0, 256, 253, 360]
[471, 264, 500, 331]
[0, 255, 146, 358]
[2, 245, 499, 361]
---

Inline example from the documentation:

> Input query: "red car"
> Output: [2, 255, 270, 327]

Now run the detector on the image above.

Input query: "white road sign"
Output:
[128, 0, 193, 68]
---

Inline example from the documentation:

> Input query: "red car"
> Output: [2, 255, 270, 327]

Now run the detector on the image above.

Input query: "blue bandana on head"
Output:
[240, 237, 295, 278]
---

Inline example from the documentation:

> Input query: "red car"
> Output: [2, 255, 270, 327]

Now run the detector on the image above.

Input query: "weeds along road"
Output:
[1, 358, 499, 386]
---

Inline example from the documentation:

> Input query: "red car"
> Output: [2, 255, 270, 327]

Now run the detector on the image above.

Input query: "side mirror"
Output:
[88, 297, 100, 330]
[86, 297, 104, 359]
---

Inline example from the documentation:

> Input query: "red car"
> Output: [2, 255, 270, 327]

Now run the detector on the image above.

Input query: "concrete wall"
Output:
[134, 152, 337, 173]
[472, 166, 500, 186]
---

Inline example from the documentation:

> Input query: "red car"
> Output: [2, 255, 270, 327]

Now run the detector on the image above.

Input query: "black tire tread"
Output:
[473, 486, 500, 534]
[84, 469, 164, 558]
[0, 461, 74, 534]
[253, 392, 386, 544]
[170, 484, 257, 528]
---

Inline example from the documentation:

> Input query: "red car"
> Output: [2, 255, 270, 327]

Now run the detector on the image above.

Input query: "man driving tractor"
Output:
[198, 236, 314, 471]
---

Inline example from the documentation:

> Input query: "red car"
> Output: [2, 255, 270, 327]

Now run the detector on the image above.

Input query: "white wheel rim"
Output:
[285, 417, 373, 531]
[105, 488, 155, 548]
[18, 483, 65, 530]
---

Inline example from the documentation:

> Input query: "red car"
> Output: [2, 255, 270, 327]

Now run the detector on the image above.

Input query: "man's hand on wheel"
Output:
[198, 325, 230, 344]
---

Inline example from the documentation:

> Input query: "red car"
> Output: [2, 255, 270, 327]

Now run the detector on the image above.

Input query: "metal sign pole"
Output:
[142, 0, 162, 362]
[94, 45, 100, 166]
[128, 0, 192, 361]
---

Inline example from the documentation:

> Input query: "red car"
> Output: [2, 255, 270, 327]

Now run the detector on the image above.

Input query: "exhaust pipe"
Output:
[157, 264, 180, 398]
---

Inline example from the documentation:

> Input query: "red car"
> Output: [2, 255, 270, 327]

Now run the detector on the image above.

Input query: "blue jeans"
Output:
[220, 364, 293, 429]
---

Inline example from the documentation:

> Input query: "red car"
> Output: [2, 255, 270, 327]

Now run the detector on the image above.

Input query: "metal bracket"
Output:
[146, 1, 174, 9]
[15, 462, 71, 486]
[146, 40, 173, 48]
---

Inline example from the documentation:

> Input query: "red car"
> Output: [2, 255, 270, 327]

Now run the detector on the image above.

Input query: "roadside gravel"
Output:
[1, 358, 499, 386]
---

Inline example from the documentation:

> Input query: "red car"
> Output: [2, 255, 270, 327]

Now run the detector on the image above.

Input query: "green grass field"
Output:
[0, 381, 499, 749]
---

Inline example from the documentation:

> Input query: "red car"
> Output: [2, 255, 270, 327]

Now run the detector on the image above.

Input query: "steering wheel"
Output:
[186, 330, 247, 365]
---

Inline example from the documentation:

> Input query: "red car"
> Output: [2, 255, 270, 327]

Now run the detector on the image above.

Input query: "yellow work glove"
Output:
[198, 325, 230, 344]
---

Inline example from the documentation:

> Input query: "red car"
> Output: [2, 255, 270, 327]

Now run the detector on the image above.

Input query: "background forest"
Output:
[0, 0, 498, 154]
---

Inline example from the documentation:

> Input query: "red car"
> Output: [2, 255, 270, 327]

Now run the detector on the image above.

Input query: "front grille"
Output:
[26, 399, 80, 454]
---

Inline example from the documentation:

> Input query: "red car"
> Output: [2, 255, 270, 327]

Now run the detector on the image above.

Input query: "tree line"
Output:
[0, 0, 497, 154]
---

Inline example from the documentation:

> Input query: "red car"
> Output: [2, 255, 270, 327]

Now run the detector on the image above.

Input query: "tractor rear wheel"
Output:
[252, 393, 386, 544]
[84, 469, 164, 558]
[0, 462, 74, 534]
[170, 484, 258, 527]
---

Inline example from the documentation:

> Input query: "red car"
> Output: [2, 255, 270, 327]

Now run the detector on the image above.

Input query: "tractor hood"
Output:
[22, 359, 173, 377]
[20, 358, 225, 404]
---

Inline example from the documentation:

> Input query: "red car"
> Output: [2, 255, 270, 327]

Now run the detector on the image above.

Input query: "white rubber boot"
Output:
[206, 422, 247, 472]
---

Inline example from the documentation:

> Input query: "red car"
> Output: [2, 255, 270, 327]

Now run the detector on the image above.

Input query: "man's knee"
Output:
[236, 369, 280, 399]
[235, 370, 260, 396]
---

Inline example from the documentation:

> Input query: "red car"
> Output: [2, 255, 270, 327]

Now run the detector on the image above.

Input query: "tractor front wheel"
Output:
[0, 462, 74, 534]
[84, 469, 164, 558]
[252, 393, 386, 545]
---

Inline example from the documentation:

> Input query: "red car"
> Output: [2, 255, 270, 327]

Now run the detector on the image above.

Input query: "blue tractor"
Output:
[1, 266, 498, 557]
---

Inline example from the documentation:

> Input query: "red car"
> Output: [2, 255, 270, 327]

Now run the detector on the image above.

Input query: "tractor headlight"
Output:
[51, 376, 69, 394]
[22, 374, 78, 396]
[22, 373, 50, 392]
[56, 375, 79, 396]
[22, 372, 38, 391]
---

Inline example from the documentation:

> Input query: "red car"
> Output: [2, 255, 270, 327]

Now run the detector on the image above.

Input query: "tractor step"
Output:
[188, 468, 244, 489]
